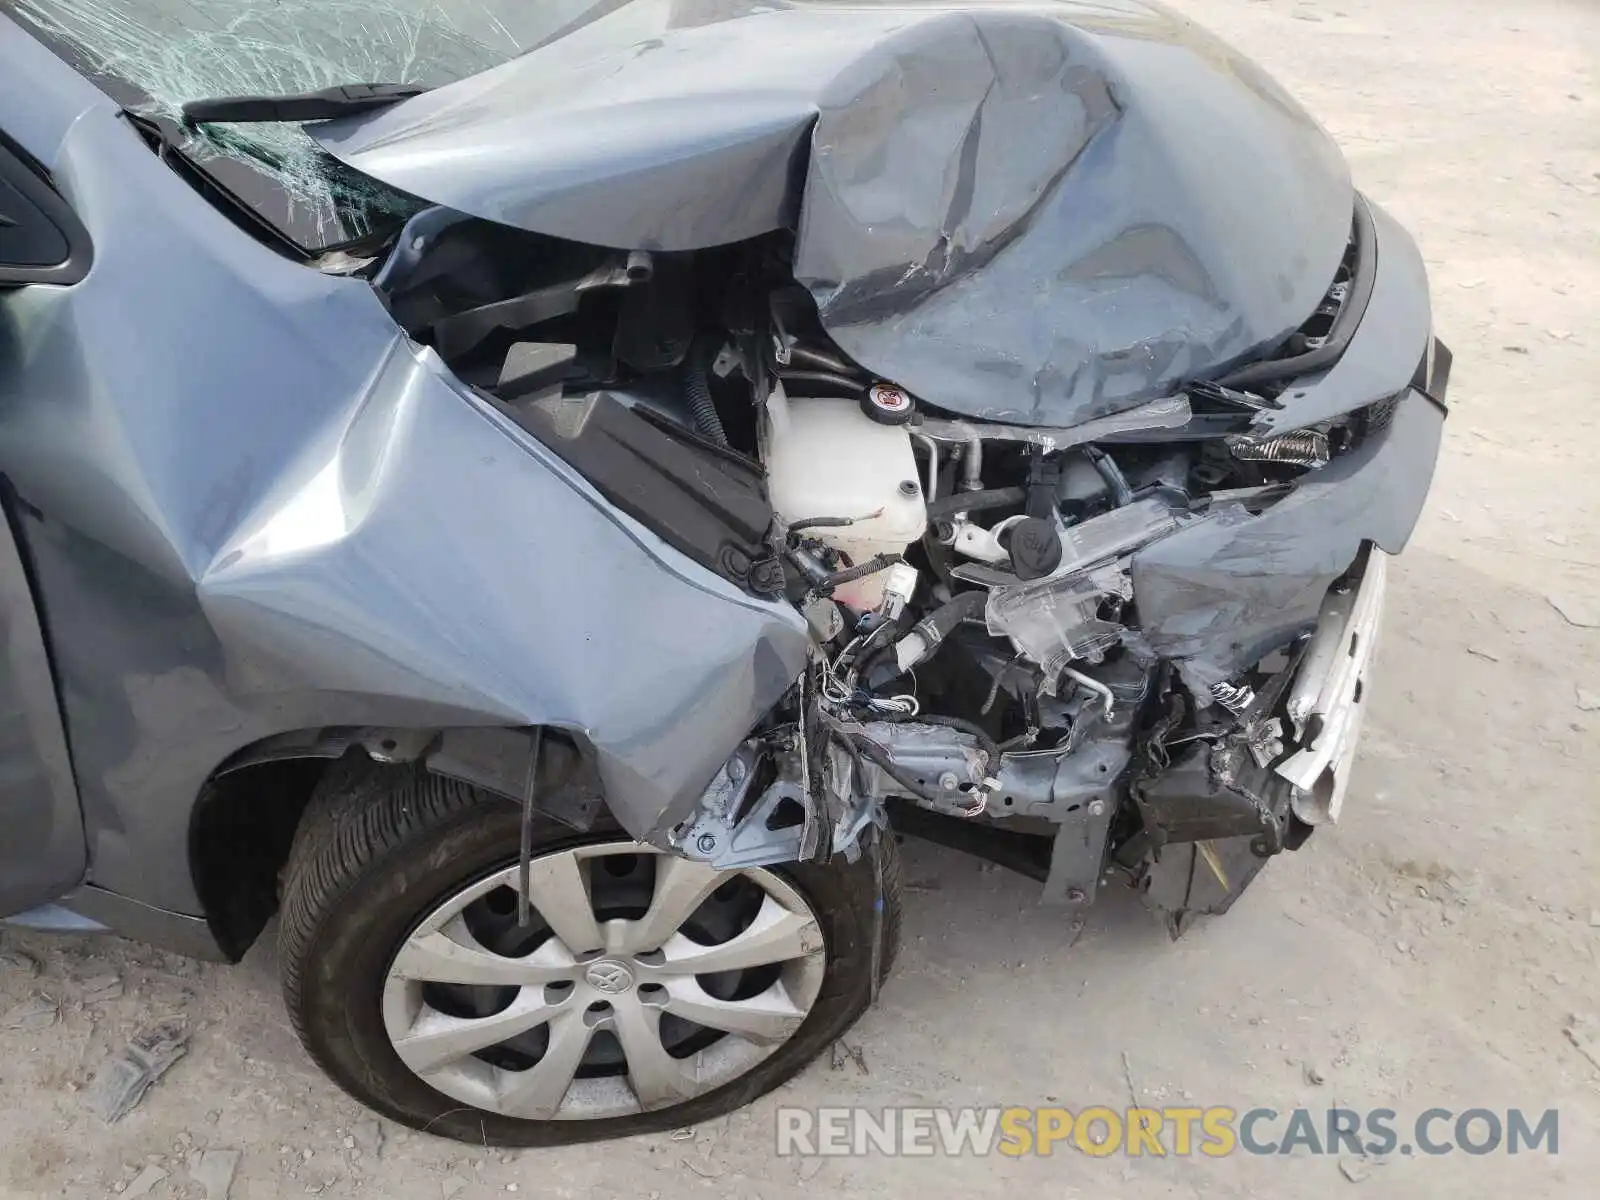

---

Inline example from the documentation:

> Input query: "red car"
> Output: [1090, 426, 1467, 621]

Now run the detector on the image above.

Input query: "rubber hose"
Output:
[919, 589, 989, 640]
[786, 344, 865, 378]
[1084, 446, 1132, 507]
[776, 369, 868, 396]
[861, 589, 988, 681]
[787, 515, 857, 533]
[819, 553, 902, 590]
[684, 340, 728, 446]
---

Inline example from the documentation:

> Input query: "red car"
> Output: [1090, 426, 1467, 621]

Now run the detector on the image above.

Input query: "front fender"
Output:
[0, 89, 805, 915]
[197, 335, 809, 843]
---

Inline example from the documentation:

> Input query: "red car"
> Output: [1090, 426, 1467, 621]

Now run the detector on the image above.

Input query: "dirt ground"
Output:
[3, 0, 1598, 1196]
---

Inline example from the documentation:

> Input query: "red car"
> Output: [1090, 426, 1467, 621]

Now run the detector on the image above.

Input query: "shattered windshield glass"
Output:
[4, 0, 617, 250]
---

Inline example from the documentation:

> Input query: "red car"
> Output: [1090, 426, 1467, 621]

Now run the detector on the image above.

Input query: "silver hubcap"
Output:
[380, 843, 827, 1121]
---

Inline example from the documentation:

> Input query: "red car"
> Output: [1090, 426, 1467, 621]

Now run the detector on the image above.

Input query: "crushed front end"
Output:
[289, 1, 1449, 928]
[650, 199, 1448, 929]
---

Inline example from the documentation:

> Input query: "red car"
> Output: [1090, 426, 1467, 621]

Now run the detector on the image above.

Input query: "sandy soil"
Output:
[3, 0, 1598, 1196]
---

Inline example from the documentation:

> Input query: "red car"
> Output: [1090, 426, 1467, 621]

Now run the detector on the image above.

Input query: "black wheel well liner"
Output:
[188, 725, 604, 962]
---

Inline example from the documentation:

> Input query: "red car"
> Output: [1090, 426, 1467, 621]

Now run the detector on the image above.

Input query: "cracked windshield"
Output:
[5, 0, 616, 250]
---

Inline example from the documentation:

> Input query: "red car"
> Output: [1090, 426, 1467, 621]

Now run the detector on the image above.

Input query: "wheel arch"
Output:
[189, 725, 605, 962]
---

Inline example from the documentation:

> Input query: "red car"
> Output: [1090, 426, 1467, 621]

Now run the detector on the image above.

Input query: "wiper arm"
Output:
[180, 83, 427, 127]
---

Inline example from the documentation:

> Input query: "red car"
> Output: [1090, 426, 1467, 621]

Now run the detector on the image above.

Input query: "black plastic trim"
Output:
[490, 390, 780, 594]
[0, 130, 93, 286]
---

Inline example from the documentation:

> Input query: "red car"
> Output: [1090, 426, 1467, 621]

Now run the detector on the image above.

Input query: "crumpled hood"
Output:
[311, 0, 1354, 426]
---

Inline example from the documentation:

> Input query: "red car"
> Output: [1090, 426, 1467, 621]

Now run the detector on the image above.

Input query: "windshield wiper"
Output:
[180, 83, 427, 127]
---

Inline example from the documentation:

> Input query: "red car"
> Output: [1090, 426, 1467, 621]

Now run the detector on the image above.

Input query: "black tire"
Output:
[278, 756, 901, 1146]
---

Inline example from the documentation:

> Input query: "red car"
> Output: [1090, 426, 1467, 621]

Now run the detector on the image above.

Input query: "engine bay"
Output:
[367, 208, 1426, 926]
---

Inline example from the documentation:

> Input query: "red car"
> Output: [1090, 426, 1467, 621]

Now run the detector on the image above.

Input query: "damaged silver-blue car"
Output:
[0, 0, 1447, 1144]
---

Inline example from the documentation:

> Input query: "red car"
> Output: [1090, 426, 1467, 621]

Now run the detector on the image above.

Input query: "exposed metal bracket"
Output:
[1040, 804, 1115, 906]
[675, 778, 810, 870]
[669, 744, 809, 869]
[670, 737, 883, 870]
[849, 720, 1129, 824]
[1277, 548, 1388, 824]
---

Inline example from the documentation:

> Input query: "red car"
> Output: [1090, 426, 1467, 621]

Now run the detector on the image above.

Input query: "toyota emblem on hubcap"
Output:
[585, 960, 635, 994]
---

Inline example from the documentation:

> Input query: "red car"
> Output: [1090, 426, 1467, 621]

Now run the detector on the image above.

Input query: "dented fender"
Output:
[0, 87, 807, 914]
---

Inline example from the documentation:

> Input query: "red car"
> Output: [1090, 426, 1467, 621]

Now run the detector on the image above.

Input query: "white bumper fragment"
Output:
[1275, 547, 1389, 825]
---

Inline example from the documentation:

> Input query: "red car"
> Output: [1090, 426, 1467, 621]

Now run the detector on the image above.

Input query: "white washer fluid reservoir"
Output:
[762, 387, 927, 612]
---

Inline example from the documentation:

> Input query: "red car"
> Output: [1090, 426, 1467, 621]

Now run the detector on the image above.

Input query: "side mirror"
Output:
[0, 135, 92, 287]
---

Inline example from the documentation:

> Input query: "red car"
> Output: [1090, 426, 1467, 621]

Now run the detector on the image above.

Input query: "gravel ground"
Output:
[3, 0, 1599, 1196]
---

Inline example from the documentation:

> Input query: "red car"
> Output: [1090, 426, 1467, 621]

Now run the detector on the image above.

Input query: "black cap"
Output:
[1009, 518, 1063, 581]
[862, 382, 915, 425]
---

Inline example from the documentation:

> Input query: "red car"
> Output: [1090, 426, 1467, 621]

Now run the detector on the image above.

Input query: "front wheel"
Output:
[277, 759, 900, 1146]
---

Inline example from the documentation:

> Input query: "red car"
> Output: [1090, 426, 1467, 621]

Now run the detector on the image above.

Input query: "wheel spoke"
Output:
[611, 996, 702, 1111]
[496, 1011, 593, 1119]
[661, 978, 807, 1044]
[616, 856, 725, 954]
[653, 894, 821, 975]
[524, 853, 603, 954]
[382, 840, 831, 1121]
[392, 991, 565, 1075]
[391, 916, 577, 986]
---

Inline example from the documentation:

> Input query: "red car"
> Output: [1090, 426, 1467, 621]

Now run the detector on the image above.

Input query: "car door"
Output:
[0, 128, 89, 916]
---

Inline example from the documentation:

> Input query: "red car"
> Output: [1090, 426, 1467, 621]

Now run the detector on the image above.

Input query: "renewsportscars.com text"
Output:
[775, 1106, 1559, 1158]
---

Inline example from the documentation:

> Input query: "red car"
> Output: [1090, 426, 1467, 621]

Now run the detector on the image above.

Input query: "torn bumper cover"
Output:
[1115, 203, 1445, 920]
[1127, 385, 1439, 849]
[1130, 384, 1438, 698]
[1128, 549, 1390, 930]
[1128, 384, 1439, 926]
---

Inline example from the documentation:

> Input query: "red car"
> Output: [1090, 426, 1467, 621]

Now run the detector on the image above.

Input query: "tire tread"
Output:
[278, 759, 483, 1051]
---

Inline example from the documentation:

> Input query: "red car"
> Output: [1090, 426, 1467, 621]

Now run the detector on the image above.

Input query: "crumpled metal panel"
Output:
[0, 74, 808, 914]
[1130, 390, 1442, 697]
[311, 0, 1353, 426]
